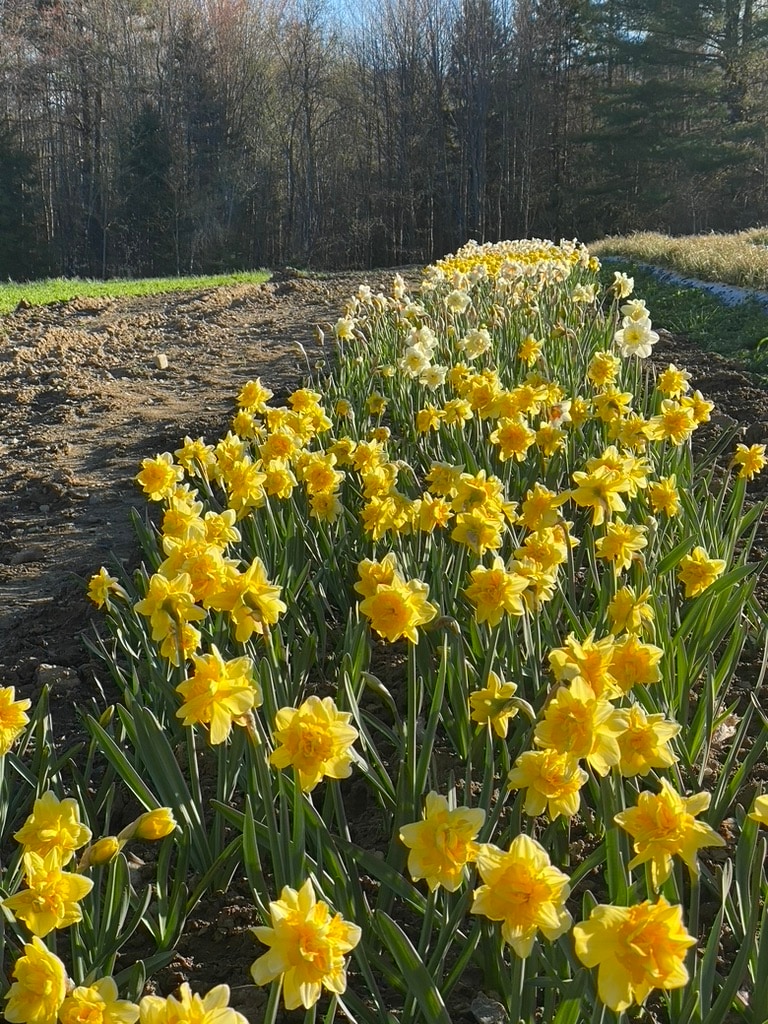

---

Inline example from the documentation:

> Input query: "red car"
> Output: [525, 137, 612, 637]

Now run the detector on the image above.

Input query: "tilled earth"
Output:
[2, 273, 768, 1011]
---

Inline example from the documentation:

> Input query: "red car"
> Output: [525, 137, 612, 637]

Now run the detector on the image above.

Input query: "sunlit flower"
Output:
[237, 378, 274, 413]
[595, 521, 647, 575]
[451, 509, 504, 557]
[533, 678, 627, 775]
[646, 400, 697, 445]
[615, 779, 725, 887]
[251, 881, 361, 1009]
[399, 793, 485, 891]
[464, 557, 528, 626]
[507, 748, 587, 820]
[176, 646, 261, 744]
[611, 272, 634, 299]
[587, 351, 620, 388]
[648, 474, 681, 517]
[60, 977, 139, 1024]
[128, 808, 177, 842]
[358, 575, 438, 643]
[139, 984, 247, 1024]
[610, 634, 663, 693]
[471, 835, 571, 957]
[569, 467, 626, 526]
[469, 671, 520, 738]
[87, 568, 128, 608]
[614, 317, 659, 359]
[271, 696, 358, 792]
[732, 443, 767, 480]
[0, 686, 32, 755]
[135, 453, 184, 501]
[4, 937, 68, 1024]
[617, 705, 680, 777]
[607, 586, 654, 635]
[749, 794, 768, 826]
[657, 364, 691, 398]
[215, 557, 286, 643]
[678, 546, 726, 598]
[573, 897, 696, 1012]
[133, 572, 205, 643]
[4, 851, 94, 936]
[14, 792, 92, 866]
[548, 631, 618, 699]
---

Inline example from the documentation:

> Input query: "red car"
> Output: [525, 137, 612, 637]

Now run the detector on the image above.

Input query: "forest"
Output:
[1, 0, 768, 278]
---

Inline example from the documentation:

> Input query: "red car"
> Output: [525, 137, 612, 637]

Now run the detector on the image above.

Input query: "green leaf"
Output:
[373, 911, 453, 1024]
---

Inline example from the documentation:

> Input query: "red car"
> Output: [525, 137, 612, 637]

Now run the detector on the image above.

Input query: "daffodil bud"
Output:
[135, 807, 176, 840]
[79, 836, 121, 870]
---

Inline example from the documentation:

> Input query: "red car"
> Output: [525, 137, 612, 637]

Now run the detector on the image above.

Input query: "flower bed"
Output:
[2, 239, 767, 1024]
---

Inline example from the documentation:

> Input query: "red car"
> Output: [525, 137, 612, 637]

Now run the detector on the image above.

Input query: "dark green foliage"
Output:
[118, 104, 176, 276]
[0, 123, 50, 281]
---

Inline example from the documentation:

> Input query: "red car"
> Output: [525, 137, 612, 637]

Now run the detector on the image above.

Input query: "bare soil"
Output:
[1, 273, 768, 1012]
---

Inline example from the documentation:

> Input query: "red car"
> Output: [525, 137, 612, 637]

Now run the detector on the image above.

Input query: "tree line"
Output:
[1, 0, 767, 279]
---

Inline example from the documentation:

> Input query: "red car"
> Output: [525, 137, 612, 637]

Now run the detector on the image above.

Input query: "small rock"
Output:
[471, 993, 508, 1024]
[35, 663, 80, 692]
[8, 545, 46, 564]
[744, 421, 768, 445]
[39, 504, 50, 513]
[155, 352, 169, 370]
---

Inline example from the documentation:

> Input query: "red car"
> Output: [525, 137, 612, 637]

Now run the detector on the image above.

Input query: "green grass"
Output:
[0, 270, 271, 316]
[600, 261, 768, 379]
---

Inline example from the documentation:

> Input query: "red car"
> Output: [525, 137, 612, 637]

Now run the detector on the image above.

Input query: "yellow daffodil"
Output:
[140, 984, 247, 1024]
[214, 557, 286, 643]
[124, 807, 177, 842]
[617, 706, 680, 777]
[14, 792, 91, 866]
[595, 520, 647, 575]
[607, 586, 654, 635]
[176, 646, 261, 744]
[60, 978, 139, 1024]
[0, 686, 32, 756]
[533, 678, 627, 776]
[507, 748, 587, 820]
[548, 631, 618, 699]
[359, 575, 438, 643]
[678, 546, 726, 598]
[251, 880, 361, 1009]
[133, 572, 205, 644]
[610, 634, 663, 693]
[464, 557, 528, 626]
[87, 567, 128, 609]
[399, 792, 485, 892]
[237, 378, 274, 413]
[4, 937, 68, 1024]
[732, 443, 767, 480]
[648, 474, 681, 516]
[469, 671, 521, 739]
[135, 452, 184, 501]
[4, 851, 94, 936]
[749, 794, 768, 825]
[614, 779, 725, 887]
[471, 835, 571, 957]
[569, 467, 626, 526]
[574, 897, 696, 1012]
[271, 696, 358, 792]
[657, 364, 691, 398]
[646, 400, 697, 445]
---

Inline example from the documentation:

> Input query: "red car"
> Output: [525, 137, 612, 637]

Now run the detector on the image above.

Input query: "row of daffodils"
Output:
[2, 238, 768, 1024]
